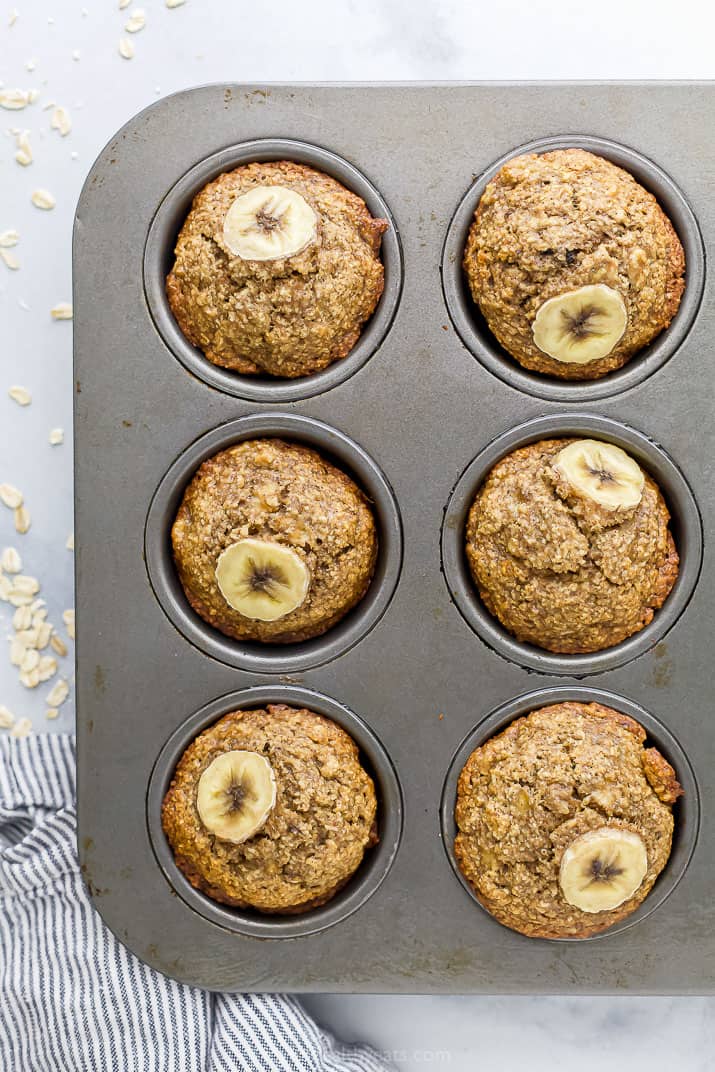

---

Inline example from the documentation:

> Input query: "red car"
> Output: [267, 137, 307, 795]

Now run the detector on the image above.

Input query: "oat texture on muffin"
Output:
[463, 149, 685, 379]
[166, 160, 388, 378]
[465, 437, 679, 654]
[454, 701, 682, 938]
[162, 705, 378, 913]
[172, 438, 378, 644]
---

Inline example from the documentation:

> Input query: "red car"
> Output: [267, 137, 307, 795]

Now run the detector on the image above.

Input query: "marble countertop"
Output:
[1, 2, 712, 1067]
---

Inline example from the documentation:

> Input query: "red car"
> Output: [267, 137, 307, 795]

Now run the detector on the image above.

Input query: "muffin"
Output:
[162, 704, 378, 913]
[172, 438, 377, 644]
[463, 149, 685, 379]
[166, 160, 388, 378]
[455, 701, 682, 938]
[465, 437, 679, 653]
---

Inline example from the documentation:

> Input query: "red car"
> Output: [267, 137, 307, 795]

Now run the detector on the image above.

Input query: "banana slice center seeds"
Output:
[552, 439, 645, 511]
[223, 185, 318, 262]
[215, 537, 311, 621]
[559, 826, 648, 914]
[532, 284, 628, 364]
[196, 750, 277, 844]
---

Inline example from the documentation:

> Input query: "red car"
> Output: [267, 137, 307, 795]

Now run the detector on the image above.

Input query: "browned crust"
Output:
[642, 747, 684, 805]
[162, 704, 378, 913]
[464, 149, 686, 380]
[166, 160, 387, 378]
[454, 702, 680, 939]
[465, 438, 680, 654]
[171, 438, 378, 644]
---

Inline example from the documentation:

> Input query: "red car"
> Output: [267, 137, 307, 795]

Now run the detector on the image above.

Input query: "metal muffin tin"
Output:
[74, 84, 715, 993]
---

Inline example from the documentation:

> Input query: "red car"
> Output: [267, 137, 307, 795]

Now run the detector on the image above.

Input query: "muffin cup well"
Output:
[441, 134, 705, 402]
[440, 686, 699, 943]
[147, 684, 403, 939]
[440, 413, 702, 677]
[144, 412, 403, 674]
[143, 137, 403, 402]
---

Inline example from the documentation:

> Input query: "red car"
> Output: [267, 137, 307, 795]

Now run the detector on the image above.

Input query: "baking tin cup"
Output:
[441, 412, 702, 677]
[147, 684, 404, 939]
[442, 134, 705, 403]
[439, 685, 700, 942]
[144, 412, 403, 674]
[143, 137, 403, 403]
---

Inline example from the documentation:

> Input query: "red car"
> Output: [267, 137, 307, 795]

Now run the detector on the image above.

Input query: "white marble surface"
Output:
[1, 2, 714, 1068]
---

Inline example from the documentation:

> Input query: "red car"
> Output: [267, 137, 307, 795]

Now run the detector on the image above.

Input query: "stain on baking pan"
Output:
[441, 134, 705, 403]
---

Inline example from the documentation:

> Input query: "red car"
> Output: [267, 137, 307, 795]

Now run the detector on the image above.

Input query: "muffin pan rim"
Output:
[143, 136, 404, 402]
[439, 684, 700, 943]
[441, 132, 706, 402]
[144, 412, 403, 673]
[440, 411, 703, 677]
[146, 683, 404, 939]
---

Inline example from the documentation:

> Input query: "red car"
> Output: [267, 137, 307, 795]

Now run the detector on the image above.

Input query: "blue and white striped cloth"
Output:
[0, 733, 392, 1072]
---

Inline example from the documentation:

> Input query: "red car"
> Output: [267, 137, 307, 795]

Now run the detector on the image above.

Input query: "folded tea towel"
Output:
[0, 734, 392, 1072]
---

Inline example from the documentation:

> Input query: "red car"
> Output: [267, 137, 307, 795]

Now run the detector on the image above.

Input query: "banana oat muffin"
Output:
[162, 704, 378, 913]
[172, 438, 377, 644]
[464, 149, 685, 379]
[465, 437, 679, 653]
[166, 160, 388, 378]
[455, 701, 682, 938]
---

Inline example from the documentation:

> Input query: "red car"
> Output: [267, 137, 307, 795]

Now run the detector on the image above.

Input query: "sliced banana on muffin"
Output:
[196, 750, 277, 844]
[551, 440, 645, 511]
[215, 538, 310, 622]
[531, 284, 628, 365]
[223, 186, 318, 261]
[559, 827, 648, 913]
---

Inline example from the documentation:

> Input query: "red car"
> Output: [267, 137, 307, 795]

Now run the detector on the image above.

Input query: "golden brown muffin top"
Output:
[455, 701, 682, 938]
[172, 438, 378, 644]
[166, 160, 387, 378]
[463, 149, 685, 379]
[162, 704, 378, 914]
[465, 438, 679, 653]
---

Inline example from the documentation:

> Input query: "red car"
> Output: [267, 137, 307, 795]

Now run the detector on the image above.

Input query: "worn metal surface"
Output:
[74, 83, 714, 993]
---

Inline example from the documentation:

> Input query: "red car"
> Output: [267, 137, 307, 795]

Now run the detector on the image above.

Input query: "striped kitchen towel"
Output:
[0, 733, 392, 1072]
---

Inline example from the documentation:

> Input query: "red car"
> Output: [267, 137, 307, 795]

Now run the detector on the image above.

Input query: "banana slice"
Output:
[559, 827, 648, 913]
[215, 537, 310, 621]
[552, 439, 644, 511]
[196, 750, 276, 843]
[223, 185, 318, 261]
[532, 284, 627, 364]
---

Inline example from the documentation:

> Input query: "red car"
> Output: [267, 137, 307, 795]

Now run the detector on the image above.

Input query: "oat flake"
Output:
[14, 506, 31, 534]
[50, 105, 71, 136]
[1, 547, 22, 573]
[8, 385, 31, 406]
[46, 679, 69, 707]
[31, 189, 56, 210]
[0, 484, 23, 509]
[1, 250, 20, 270]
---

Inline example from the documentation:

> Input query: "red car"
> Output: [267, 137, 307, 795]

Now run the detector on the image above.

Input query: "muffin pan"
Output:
[75, 83, 714, 993]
